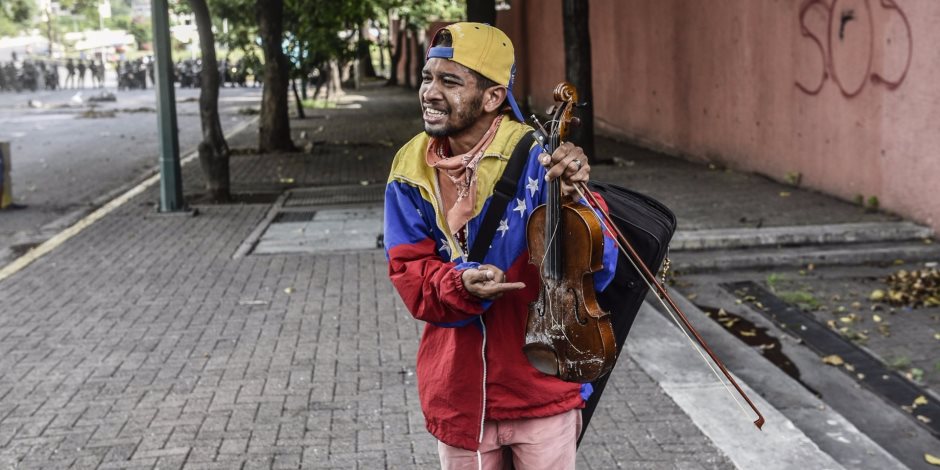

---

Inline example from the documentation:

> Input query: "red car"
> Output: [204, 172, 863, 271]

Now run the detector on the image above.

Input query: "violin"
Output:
[523, 82, 765, 430]
[523, 82, 617, 383]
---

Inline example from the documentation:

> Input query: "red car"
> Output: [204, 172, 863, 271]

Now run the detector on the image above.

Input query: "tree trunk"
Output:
[467, 0, 496, 25]
[292, 79, 305, 119]
[378, 20, 387, 77]
[403, 28, 413, 89]
[313, 64, 326, 99]
[188, 0, 230, 202]
[358, 21, 377, 79]
[413, 29, 424, 91]
[387, 19, 404, 86]
[256, 0, 295, 152]
[329, 60, 343, 97]
[562, 0, 607, 163]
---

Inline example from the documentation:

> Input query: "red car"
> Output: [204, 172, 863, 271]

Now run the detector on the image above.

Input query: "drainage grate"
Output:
[284, 184, 384, 207]
[722, 281, 940, 438]
[272, 211, 318, 223]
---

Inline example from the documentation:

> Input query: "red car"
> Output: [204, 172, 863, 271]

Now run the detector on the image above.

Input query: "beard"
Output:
[424, 93, 484, 138]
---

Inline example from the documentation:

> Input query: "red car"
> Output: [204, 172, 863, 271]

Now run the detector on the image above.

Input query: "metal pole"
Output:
[150, 0, 184, 212]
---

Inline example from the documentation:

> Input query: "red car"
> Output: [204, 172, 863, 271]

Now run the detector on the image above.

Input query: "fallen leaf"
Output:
[279, 177, 295, 184]
[913, 395, 928, 407]
[857, 373, 865, 380]
[917, 415, 932, 424]
[935, 333, 940, 340]
[839, 316, 853, 323]
[284, 287, 295, 294]
[873, 314, 882, 323]
[878, 324, 892, 337]
[844, 363, 856, 372]
[822, 355, 844, 366]
[740, 329, 757, 337]
[779, 191, 791, 197]
[926, 453, 940, 466]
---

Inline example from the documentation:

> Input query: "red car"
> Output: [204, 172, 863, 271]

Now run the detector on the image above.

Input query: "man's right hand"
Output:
[462, 264, 526, 300]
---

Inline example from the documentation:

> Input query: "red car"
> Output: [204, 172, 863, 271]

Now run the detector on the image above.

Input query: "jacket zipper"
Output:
[479, 317, 487, 446]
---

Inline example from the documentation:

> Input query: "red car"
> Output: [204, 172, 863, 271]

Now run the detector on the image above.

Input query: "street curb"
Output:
[670, 241, 940, 273]
[0, 116, 259, 283]
[671, 222, 933, 251]
[626, 290, 907, 469]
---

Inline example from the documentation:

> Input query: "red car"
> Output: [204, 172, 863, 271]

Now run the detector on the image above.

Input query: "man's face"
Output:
[419, 58, 485, 138]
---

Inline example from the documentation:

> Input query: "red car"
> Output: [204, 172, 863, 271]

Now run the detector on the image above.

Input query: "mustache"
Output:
[422, 103, 450, 112]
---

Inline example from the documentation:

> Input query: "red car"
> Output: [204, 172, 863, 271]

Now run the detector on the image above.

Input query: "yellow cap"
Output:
[427, 22, 524, 120]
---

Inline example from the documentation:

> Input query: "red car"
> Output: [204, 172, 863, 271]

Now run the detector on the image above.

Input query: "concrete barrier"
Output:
[0, 141, 11, 209]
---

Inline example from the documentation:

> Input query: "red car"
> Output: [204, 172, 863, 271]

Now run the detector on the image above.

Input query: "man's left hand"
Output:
[540, 142, 590, 201]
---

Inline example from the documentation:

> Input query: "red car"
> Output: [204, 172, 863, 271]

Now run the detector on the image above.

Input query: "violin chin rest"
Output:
[522, 343, 560, 377]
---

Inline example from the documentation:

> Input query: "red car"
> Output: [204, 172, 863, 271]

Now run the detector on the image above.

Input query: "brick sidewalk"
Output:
[0, 83, 735, 469]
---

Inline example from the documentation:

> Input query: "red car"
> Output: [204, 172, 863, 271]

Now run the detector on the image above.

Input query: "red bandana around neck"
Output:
[426, 115, 504, 236]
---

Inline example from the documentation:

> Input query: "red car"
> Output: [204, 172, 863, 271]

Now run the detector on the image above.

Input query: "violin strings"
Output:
[539, 130, 586, 357]
[538, 206, 585, 355]
[573, 184, 754, 424]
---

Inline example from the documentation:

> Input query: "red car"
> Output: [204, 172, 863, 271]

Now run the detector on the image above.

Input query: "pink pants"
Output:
[437, 409, 581, 470]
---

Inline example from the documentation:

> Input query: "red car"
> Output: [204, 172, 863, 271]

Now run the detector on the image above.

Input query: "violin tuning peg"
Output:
[546, 105, 556, 115]
[569, 117, 581, 128]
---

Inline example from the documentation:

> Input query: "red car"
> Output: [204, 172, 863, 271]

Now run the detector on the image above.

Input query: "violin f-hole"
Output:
[570, 288, 588, 326]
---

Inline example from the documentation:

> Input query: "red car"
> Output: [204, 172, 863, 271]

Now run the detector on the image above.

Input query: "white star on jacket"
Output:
[526, 176, 540, 197]
[497, 218, 510, 237]
[513, 198, 527, 218]
[439, 239, 451, 258]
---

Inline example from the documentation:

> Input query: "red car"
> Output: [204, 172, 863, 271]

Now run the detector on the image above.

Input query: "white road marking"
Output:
[0, 116, 258, 283]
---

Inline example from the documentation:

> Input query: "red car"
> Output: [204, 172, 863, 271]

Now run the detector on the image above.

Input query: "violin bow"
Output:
[573, 182, 766, 430]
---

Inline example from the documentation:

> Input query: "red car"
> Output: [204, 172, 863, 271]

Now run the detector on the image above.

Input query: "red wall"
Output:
[498, 0, 940, 232]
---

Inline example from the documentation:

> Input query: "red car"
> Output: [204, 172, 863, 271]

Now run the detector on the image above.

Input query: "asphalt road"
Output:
[0, 85, 262, 263]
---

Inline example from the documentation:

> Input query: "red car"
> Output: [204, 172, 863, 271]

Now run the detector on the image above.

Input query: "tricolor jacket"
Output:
[383, 117, 618, 451]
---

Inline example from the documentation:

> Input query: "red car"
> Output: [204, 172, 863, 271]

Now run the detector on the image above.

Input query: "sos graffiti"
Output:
[796, 0, 912, 97]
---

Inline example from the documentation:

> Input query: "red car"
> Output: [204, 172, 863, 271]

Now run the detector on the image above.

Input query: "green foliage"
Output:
[391, 0, 464, 27]
[177, 0, 467, 83]
[766, 273, 783, 292]
[777, 289, 820, 311]
[887, 355, 911, 370]
[0, 0, 33, 36]
[301, 98, 337, 109]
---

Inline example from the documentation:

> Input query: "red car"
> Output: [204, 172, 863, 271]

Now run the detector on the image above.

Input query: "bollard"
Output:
[0, 141, 11, 209]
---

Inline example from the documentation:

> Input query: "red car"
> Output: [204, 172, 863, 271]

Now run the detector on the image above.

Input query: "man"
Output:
[77, 59, 86, 89]
[383, 23, 617, 469]
[65, 58, 75, 89]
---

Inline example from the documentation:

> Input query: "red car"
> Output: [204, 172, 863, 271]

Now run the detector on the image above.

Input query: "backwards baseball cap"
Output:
[426, 22, 525, 122]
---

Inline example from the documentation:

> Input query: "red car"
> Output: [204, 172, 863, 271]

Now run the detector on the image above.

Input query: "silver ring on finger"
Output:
[572, 159, 582, 169]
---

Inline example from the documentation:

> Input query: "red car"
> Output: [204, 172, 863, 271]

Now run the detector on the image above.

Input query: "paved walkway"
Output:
[0, 83, 736, 469]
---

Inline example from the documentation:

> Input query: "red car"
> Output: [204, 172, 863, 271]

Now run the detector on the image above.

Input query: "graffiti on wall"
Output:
[796, 0, 912, 97]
